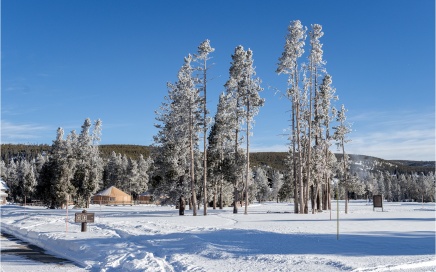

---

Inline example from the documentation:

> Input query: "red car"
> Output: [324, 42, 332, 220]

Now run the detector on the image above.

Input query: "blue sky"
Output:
[2, 0, 435, 161]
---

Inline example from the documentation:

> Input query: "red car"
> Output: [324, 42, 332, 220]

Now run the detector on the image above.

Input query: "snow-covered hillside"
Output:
[1, 201, 435, 271]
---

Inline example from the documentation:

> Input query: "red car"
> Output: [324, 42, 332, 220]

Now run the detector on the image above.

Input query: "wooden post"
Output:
[81, 210, 87, 232]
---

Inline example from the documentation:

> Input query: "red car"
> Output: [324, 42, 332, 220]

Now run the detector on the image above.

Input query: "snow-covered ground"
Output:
[1, 201, 435, 271]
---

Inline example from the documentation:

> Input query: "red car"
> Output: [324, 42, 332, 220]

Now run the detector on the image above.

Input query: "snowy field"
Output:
[1, 201, 435, 272]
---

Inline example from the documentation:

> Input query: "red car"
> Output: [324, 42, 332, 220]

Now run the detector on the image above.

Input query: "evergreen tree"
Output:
[333, 105, 352, 213]
[137, 154, 152, 193]
[48, 128, 77, 208]
[225, 45, 248, 214]
[72, 118, 103, 208]
[195, 39, 215, 215]
[5, 160, 18, 202]
[208, 92, 235, 209]
[241, 48, 264, 214]
[253, 166, 269, 202]
[277, 20, 307, 213]
[19, 161, 37, 205]
[271, 170, 284, 203]
[154, 55, 201, 215]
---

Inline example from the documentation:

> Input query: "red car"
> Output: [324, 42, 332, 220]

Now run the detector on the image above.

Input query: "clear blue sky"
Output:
[2, 0, 435, 161]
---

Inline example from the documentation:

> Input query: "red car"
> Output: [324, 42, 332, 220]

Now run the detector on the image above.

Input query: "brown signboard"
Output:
[373, 195, 383, 211]
[75, 212, 95, 223]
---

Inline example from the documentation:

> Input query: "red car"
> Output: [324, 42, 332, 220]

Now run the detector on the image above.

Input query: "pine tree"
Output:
[253, 167, 269, 202]
[241, 48, 264, 214]
[72, 118, 103, 208]
[177, 55, 201, 215]
[333, 104, 352, 213]
[277, 20, 307, 213]
[104, 151, 120, 188]
[153, 81, 191, 206]
[50, 127, 77, 209]
[271, 170, 284, 203]
[154, 55, 202, 215]
[195, 39, 215, 215]
[225, 45, 248, 214]
[19, 161, 37, 205]
[137, 154, 152, 193]
[307, 24, 327, 214]
[208, 92, 235, 209]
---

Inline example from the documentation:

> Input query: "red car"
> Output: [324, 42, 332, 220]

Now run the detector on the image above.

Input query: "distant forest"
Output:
[1, 144, 434, 175]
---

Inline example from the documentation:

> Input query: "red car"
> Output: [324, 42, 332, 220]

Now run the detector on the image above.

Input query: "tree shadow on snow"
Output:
[73, 228, 435, 262]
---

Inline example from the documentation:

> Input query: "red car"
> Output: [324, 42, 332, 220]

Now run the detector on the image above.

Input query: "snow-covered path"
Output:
[1, 201, 435, 271]
[0, 232, 84, 272]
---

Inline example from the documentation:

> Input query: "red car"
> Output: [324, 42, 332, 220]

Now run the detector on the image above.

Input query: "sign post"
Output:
[75, 210, 95, 232]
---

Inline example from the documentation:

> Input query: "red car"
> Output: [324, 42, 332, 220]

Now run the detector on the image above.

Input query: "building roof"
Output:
[95, 186, 129, 197]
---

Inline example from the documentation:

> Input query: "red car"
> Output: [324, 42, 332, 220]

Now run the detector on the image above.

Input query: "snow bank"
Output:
[1, 201, 435, 271]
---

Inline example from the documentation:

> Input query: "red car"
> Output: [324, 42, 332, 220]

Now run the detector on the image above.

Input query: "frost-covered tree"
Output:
[306, 24, 327, 214]
[271, 170, 283, 202]
[253, 167, 269, 202]
[19, 160, 37, 205]
[154, 55, 201, 215]
[177, 55, 201, 215]
[241, 48, 264, 214]
[194, 39, 215, 215]
[137, 154, 152, 193]
[72, 118, 103, 208]
[333, 104, 352, 213]
[317, 75, 337, 210]
[127, 159, 139, 196]
[208, 92, 235, 209]
[104, 151, 121, 188]
[43, 127, 77, 209]
[277, 20, 307, 213]
[225, 45, 250, 214]
[153, 80, 191, 206]
[5, 160, 18, 202]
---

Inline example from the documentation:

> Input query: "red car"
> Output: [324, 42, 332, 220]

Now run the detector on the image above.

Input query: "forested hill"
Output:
[0, 144, 152, 161]
[1, 144, 434, 175]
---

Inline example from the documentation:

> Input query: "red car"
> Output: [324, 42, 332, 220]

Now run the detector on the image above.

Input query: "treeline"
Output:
[99, 145, 151, 160]
[2, 144, 433, 176]
[1, 144, 151, 161]
[1, 140, 435, 208]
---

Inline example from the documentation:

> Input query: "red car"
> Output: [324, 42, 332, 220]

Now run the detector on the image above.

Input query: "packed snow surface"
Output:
[1, 201, 435, 271]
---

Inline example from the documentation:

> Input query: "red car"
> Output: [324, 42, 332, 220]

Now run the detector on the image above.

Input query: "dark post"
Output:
[179, 195, 186, 216]
[81, 210, 87, 232]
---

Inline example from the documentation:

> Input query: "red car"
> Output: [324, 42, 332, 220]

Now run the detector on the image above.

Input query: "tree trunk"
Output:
[310, 185, 315, 213]
[189, 110, 197, 216]
[316, 186, 321, 212]
[213, 183, 217, 209]
[219, 146, 224, 210]
[342, 139, 348, 214]
[292, 103, 298, 214]
[245, 100, 250, 215]
[296, 103, 304, 214]
[203, 59, 208, 216]
[233, 126, 239, 214]
[219, 179, 223, 209]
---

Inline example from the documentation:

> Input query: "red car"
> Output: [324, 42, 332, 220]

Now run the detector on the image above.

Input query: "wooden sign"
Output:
[75, 212, 95, 223]
[373, 195, 383, 211]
